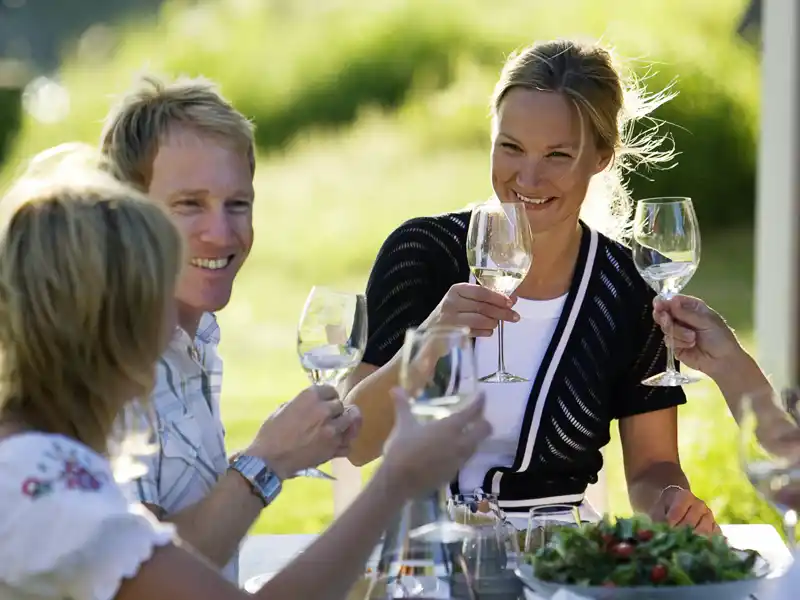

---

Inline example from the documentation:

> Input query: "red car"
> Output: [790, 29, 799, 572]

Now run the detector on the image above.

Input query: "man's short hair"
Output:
[100, 75, 255, 189]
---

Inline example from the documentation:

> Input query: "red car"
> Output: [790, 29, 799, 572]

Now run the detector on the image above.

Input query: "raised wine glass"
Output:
[632, 197, 701, 387]
[739, 388, 800, 550]
[399, 325, 479, 543]
[297, 286, 367, 386]
[466, 200, 533, 383]
[296, 286, 367, 480]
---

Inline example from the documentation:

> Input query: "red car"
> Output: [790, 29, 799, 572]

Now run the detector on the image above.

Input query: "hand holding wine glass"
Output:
[466, 201, 533, 383]
[632, 197, 701, 387]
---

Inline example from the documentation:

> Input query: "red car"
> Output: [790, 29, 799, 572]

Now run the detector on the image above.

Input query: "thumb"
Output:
[390, 387, 416, 429]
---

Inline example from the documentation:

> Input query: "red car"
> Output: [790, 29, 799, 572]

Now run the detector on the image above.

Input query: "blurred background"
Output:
[0, 0, 774, 534]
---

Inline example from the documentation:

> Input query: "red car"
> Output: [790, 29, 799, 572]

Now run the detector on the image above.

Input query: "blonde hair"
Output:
[491, 39, 676, 241]
[0, 144, 183, 453]
[100, 75, 255, 189]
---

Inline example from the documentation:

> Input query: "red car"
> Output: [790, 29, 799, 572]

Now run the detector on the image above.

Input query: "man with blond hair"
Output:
[100, 76, 361, 582]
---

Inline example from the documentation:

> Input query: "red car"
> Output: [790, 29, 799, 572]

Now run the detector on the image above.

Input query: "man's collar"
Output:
[171, 312, 221, 347]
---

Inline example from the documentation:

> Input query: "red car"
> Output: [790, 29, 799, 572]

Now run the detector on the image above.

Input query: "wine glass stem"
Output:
[784, 509, 797, 549]
[663, 295, 679, 375]
[496, 319, 507, 375]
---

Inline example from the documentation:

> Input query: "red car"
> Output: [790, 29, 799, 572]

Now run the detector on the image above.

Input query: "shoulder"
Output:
[379, 211, 470, 253]
[0, 433, 174, 596]
[590, 228, 654, 305]
[371, 211, 470, 278]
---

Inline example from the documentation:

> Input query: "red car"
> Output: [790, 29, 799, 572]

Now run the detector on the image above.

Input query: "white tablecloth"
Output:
[239, 524, 795, 597]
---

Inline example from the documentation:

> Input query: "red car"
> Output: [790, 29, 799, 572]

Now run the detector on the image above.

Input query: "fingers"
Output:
[665, 489, 694, 525]
[448, 284, 520, 323]
[330, 405, 361, 435]
[653, 294, 716, 331]
[653, 312, 697, 348]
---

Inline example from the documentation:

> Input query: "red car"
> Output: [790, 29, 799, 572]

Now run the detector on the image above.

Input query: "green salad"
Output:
[523, 515, 761, 587]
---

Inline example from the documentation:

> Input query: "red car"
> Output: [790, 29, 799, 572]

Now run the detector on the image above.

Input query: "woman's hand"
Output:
[649, 486, 720, 536]
[652, 295, 743, 378]
[425, 282, 520, 337]
[380, 388, 492, 499]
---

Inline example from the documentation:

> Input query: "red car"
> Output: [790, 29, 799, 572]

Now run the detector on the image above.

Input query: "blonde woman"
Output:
[345, 39, 717, 533]
[0, 146, 491, 600]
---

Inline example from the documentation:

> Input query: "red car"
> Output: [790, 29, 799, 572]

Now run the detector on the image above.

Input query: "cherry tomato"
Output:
[650, 564, 668, 583]
[637, 529, 654, 542]
[610, 542, 634, 559]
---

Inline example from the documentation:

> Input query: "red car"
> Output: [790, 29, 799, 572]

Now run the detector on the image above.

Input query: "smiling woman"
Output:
[343, 39, 719, 534]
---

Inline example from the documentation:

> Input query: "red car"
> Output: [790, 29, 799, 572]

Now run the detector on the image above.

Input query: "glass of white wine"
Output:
[739, 388, 800, 550]
[632, 197, 701, 387]
[107, 399, 159, 483]
[399, 325, 479, 543]
[297, 286, 368, 386]
[466, 201, 533, 383]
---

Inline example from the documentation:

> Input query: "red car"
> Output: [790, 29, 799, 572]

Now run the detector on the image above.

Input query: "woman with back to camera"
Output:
[344, 39, 718, 533]
[0, 145, 491, 600]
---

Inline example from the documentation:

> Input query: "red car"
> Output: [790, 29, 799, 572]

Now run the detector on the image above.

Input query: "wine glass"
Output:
[399, 325, 479, 543]
[632, 197, 701, 387]
[107, 399, 159, 483]
[297, 286, 368, 386]
[739, 388, 800, 549]
[525, 504, 582, 553]
[466, 200, 533, 383]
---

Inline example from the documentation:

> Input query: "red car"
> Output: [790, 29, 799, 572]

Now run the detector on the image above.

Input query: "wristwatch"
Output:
[228, 455, 283, 508]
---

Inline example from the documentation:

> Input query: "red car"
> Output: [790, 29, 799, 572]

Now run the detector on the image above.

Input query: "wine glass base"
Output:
[409, 521, 476, 544]
[641, 370, 703, 387]
[479, 371, 528, 384]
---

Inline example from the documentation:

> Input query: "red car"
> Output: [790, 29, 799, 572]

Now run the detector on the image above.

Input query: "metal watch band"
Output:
[229, 455, 282, 507]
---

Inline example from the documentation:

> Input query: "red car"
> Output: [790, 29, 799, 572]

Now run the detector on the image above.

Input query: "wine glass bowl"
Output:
[632, 197, 701, 387]
[399, 325, 476, 421]
[739, 388, 800, 549]
[466, 200, 533, 383]
[297, 286, 367, 386]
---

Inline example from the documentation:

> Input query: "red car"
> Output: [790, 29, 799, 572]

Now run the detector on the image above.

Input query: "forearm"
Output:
[627, 460, 690, 514]
[710, 349, 771, 424]
[344, 358, 401, 466]
[163, 471, 264, 568]
[258, 466, 404, 600]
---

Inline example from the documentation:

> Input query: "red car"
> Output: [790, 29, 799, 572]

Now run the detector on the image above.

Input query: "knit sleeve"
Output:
[611, 288, 687, 420]
[362, 214, 468, 367]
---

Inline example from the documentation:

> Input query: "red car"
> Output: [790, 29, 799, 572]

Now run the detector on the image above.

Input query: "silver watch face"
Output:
[234, 456, 281, 504]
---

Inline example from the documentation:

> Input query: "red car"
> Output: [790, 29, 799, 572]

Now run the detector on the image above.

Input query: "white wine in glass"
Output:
[297, 286, 368, 386]
[466, 201, 533, 383]
[632, 197, 701, 387]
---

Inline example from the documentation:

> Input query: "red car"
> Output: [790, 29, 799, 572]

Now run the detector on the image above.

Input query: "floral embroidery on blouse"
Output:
[21, 440, 107, 499]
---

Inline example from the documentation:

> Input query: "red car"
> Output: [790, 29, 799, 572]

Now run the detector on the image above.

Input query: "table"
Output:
[239, 525, 796, 597]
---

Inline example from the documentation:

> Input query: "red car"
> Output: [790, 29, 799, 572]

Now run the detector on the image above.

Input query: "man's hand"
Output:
[245, 385, 362, 479]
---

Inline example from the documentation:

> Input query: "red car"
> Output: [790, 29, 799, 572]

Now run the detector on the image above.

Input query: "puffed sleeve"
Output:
[362, 216, 463, 367]
[0, 434, 175, 600]
[611, 291, 687, 419]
